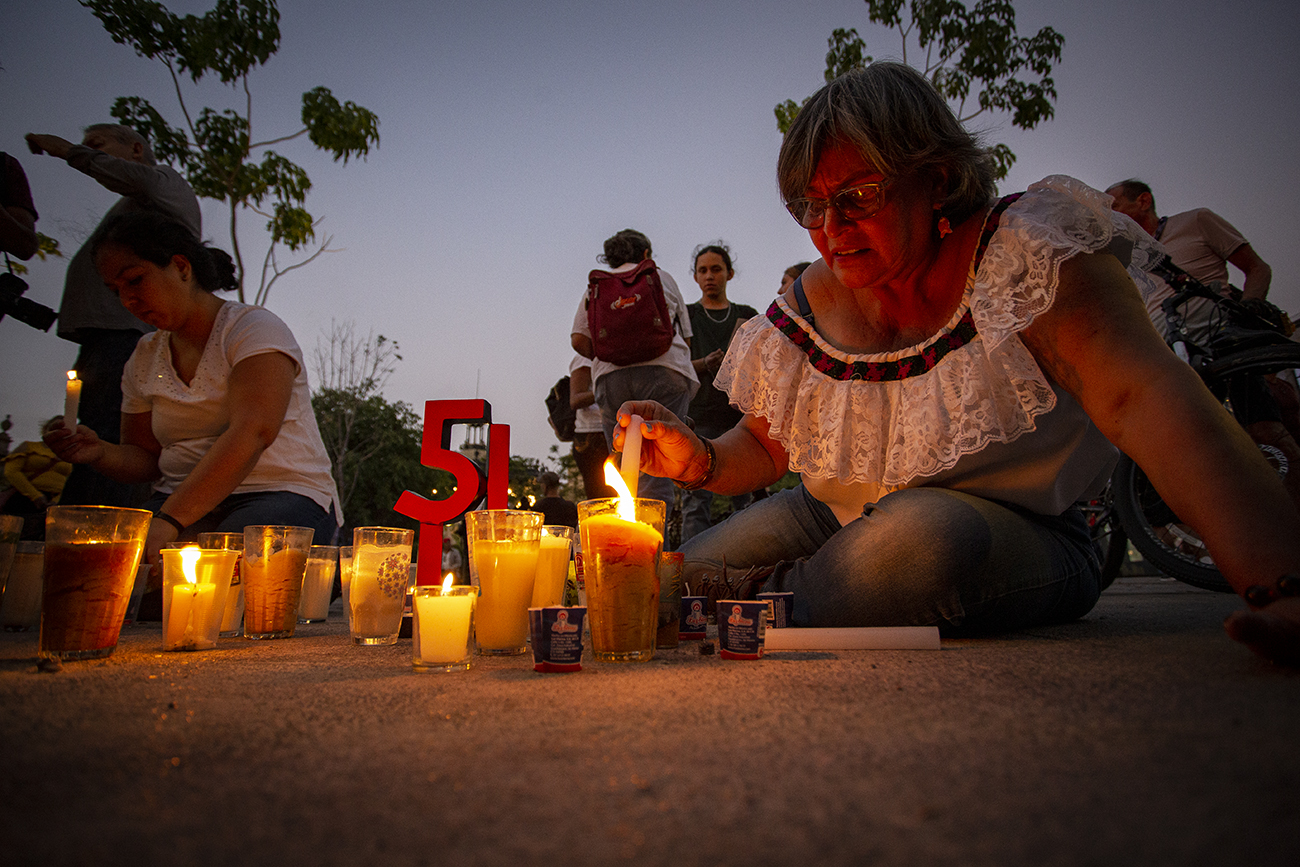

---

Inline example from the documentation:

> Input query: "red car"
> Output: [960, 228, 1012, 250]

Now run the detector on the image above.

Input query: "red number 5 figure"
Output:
[394, 399, 509, 583]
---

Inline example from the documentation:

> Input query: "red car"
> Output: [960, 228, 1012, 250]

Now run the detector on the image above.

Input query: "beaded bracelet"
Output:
[155, 512, 185, 534]
[1244, 573, 1300, 607]
[677, 438, 717, 491]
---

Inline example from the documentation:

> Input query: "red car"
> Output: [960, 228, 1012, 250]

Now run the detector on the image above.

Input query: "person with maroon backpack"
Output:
[571, 229, 696, 520]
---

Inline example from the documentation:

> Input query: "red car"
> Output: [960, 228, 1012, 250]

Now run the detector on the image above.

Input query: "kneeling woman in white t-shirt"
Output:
[46, 210, 341, 567]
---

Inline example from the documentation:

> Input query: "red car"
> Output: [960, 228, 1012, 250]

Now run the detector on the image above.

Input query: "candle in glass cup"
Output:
[161, 545, 235, 651]
[413, 575, 477, 672]
[40, 505, 151, 660]
[349, 527, 414, 645]
[298, 545, 337, 623]
[242, 526, 314, 640]
[198, 532, 244, 637]
[530, 525, 574, 608]
[467, 510, 541, 656]
[338, 545, 354, 628]
[578, 463, 664, 663]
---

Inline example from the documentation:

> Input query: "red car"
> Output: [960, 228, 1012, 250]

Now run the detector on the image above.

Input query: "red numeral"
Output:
[394, 400, 509, 584]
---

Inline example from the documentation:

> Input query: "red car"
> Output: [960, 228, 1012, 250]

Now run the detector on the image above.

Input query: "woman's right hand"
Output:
[613, 401, 706, 483]
[1224, 590, 1300, 667]
[42, 421, 105, 466]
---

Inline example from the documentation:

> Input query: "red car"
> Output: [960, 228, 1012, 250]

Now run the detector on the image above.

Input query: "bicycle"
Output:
[1095, 257, 1300, 591]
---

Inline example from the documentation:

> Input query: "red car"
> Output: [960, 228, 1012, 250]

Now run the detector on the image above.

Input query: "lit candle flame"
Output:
[66, 370, 78, 382]
[442, 573, 454, 593]
[180, 545, 201, 585]
[602, 460, 636, 521]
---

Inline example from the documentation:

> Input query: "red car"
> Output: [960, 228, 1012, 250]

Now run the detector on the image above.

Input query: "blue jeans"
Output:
[679, 483, 1100, 635]
[594, 365, 693, 517]
[142, 490, 339, 547]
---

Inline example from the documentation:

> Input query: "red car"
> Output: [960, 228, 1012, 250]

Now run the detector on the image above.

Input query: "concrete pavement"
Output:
[1, 575, 1297, 866]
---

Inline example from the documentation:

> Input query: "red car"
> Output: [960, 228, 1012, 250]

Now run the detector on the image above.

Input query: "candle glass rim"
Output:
[46, 504, 153, 519]
[413, 584, 476, 596]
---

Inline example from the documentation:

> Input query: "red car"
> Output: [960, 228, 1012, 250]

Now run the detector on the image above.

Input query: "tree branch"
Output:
[255, 231, 338, 307]
[249, 128, 309, 150]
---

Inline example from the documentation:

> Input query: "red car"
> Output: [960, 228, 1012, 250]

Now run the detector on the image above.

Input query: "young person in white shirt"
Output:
[46, 211, 341, 567]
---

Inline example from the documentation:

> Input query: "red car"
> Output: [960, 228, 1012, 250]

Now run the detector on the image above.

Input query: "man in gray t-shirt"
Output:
[26, 124, 201, 507]
[1106, 179, 1272, 340]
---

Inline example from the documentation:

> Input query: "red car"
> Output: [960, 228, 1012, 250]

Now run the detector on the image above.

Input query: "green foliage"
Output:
[6, 234, 63, 276]
[312, 387, 454, 536]
[508, 455, 546, 511]
[82, 0, 379, 304]
[774, 0, 1063, 179]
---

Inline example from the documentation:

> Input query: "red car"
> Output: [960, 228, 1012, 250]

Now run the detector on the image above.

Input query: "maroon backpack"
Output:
[585, 258, 675, 365]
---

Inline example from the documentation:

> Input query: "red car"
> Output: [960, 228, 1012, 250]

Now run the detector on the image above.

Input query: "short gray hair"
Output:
[1107, 178, 1154, 212]
[83, 123, 156, 165]
[777, 62, 995, 225]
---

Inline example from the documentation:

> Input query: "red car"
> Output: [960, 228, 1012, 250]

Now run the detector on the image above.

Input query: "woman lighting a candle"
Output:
[45, 210, 340, 578]
[617, 62, 1300, 666]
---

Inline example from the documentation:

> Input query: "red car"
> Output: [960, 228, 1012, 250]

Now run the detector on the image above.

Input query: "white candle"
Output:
[163, 545, 225, 651]
[165, 582, 217, 650]
[621, 413, 643, 498]
[63, 371, 81, 432]
[761, 626, 941, 651]
[414, 577, 475, 664]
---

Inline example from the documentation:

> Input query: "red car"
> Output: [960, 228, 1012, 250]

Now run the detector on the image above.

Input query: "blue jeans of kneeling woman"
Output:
[143, 489, 339, 548]
[678, 483, 1101, 635]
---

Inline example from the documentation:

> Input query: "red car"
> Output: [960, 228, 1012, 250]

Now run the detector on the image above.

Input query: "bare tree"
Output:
[311, 320, 403, 513]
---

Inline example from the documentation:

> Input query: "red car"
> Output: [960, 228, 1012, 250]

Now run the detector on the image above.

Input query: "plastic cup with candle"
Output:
[2, 541, 45, 631]
[241, 525, 314, 639]
[39, 505, 150, 660]
[412, 574, 477, 672]
[466, 510, 542, 656]
[63, 370, 81, 432]
[338, 545, 354, 628]
[298, 545, 337, 623]
[349, 527, 414, 645]
[530, 525, 574, 609]
[0, 514, 22, 605]
[161, 544, 237, 651]
[577, 462, 664, 663]
[198, 531, 245, 637]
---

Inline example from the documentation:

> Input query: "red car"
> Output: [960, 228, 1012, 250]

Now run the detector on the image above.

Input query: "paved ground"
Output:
[1, 575, 1297, 867]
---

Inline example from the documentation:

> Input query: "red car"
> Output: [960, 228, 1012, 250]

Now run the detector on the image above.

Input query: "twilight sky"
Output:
[3, 0, 1298, 467]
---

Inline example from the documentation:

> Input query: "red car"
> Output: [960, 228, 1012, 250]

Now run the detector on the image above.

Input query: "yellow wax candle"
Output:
[162, 546, 234, 651]
[581, 513, 662, 656]
[530, 534, 572, 608]
[414, 592, 475, 663]
[165, 582, 217, 650]
[473, 539, 539, 651]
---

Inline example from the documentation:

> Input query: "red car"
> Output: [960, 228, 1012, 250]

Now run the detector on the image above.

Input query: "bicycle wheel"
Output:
[1079, 482, 1127, 590]
[1112, 455, 1231, 591]
[1112, 341, 1300, 592]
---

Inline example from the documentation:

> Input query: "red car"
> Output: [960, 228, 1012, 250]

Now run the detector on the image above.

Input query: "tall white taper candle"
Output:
[620, 413, 643, 498]
[63, 371, 81, 432]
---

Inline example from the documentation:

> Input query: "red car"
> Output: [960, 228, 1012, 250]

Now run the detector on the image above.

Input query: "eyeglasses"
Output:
[785, 179, 892, 229]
